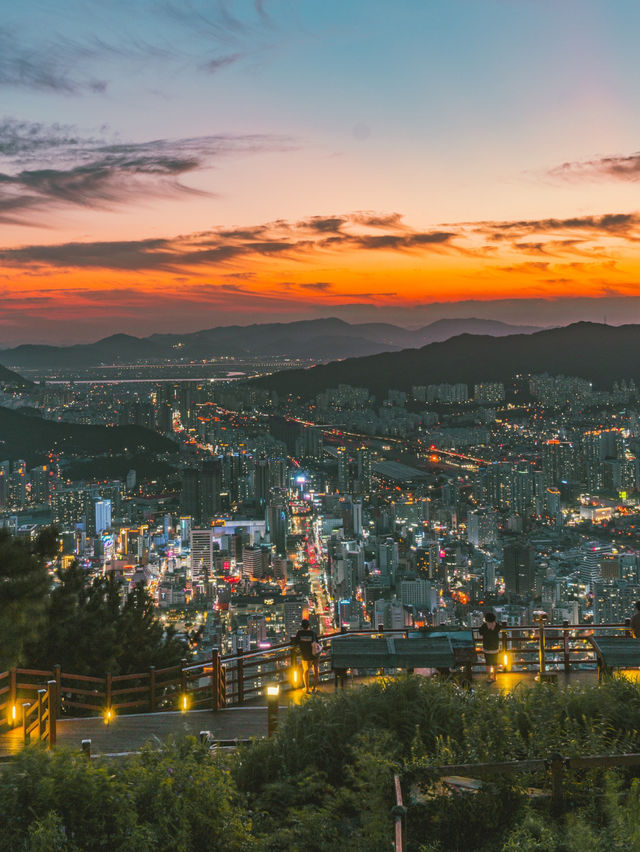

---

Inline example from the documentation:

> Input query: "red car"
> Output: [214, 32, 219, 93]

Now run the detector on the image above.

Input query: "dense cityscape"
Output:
[3, 353, 640, 664]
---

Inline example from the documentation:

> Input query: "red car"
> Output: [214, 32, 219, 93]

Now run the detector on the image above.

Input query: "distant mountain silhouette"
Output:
[0, 406, 177, 464]
[251, 322, 640, 398]
[0, 317, 543, 368]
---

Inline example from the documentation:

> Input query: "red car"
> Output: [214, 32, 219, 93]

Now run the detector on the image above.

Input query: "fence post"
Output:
[538, 621, 546, 675]
[53, 664, 62, 715]
[562, 620, 570, 673]
[22, 702, 30, 745]
[9, 668, 16, 727]
[149, 666, 156, 712]
[47, 680, 57, 748]
[392, 773, 407, 851]
[81, 739, 91, 758]
[237, 650, 244, 706]
[211, 649, 219, 711]
[37, 688, 45, 742]
[625, 617, 632, 638]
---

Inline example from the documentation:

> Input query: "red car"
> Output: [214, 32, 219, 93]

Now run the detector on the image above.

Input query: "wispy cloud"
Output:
[0, 119, 295, 224]
[550, 152, 640, 182]
[0, 213, 461, 271]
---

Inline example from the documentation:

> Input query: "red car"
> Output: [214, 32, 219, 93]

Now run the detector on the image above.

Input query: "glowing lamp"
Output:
[104, 708, 113, 725]
[266, 684, 280, 698]
[181, 693, 189, 712]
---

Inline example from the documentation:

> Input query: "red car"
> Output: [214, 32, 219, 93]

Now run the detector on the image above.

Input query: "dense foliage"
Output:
[25, 562, 187, 676]
[5, 677, 640, 849]
[0, 527, 56, 670]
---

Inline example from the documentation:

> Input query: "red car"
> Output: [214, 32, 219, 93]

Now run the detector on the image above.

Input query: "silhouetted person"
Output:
[479, 612, 501, 683]
[294, 618, 319, 694]
[631, 601, 640, 638]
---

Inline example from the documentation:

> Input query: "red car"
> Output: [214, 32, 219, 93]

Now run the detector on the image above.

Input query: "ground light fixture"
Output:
[104, 708, 113, 725]
[181, 693, 189, 712]
[266, 683, 280, 737]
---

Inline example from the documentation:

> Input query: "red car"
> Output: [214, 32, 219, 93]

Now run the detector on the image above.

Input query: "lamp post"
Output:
[266, 683, 280, 737]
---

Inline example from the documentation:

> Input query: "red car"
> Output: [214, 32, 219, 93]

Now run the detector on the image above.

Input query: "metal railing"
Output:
[0, 622, 637, 728]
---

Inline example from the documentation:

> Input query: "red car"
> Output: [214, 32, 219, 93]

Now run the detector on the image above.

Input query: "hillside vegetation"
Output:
[3, 677, 640, 850]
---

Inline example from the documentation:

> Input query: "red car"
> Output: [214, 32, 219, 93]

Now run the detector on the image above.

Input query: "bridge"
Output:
[1, 622, 638, 758]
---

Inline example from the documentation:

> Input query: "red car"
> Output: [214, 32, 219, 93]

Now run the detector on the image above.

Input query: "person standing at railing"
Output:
[294, 618, 320, 694]
[479, 612, 501, 683]
[631, 602, 640, 638]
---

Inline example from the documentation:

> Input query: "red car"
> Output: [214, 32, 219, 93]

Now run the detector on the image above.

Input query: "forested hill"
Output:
[250, 322, 640, 399]
[0, 363, 32, 388]
[0, 406, 176, 464]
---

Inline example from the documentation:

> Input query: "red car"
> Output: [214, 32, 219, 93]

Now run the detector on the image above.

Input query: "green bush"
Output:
[5, 677, 640, 850]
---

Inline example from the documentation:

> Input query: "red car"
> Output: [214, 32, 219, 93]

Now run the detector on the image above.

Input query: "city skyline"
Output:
[4, 0, 640, 343]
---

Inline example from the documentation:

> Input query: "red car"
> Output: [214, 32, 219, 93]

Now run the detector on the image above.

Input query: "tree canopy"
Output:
[26, 563, 186, 676]
[0, 527, 54, 670]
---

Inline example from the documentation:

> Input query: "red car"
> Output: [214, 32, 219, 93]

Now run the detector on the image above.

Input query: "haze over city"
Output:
[4, 0, 640, 342]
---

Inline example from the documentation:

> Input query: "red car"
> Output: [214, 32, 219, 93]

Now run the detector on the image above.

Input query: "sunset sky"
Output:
[4, 0, 640, 343]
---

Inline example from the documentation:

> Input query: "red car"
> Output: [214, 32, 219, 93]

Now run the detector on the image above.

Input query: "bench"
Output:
[330, 635, 457, 688]
[589, 636, 640, 677]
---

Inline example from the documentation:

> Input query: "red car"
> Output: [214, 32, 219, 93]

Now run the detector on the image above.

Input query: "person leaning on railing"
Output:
[631, 601, 640, 638]
[294, 618, 320, 694]
[479, 612, 501, 683]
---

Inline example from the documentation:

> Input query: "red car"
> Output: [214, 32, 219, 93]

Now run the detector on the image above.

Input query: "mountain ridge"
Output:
[0, 317, 544, 368]
[249, 321, 640, 398]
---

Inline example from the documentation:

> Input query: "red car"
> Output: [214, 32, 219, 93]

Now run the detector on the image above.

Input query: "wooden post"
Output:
[211, 649, 219, 711]
[22, 702, 30, 745]
[53, 664, 62, 715]
[9, 668, 16, 727]
[47, 680, 57, 748]
[149, 666, 156, 712]
[538, 622, 546, 675]
[81, 739, 91, 758]
[237, 650, 244, 706]
[562, 620, 570, 673]
[625, 617, 632, 638]
[180, 658, 188, 693]
[392, 773, 408, 851]
[37, 688, 46, 742]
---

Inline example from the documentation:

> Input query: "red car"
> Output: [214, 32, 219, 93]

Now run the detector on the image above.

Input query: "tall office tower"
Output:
[466, 507, 498, 548]
[355, 447, 372, 495]
[190, 528, 215, 576]
[253, 457, 270, 505]
[269, 458, 288, 491]
[502, 540, 536, 596]
[156, 401, 173, 433]
[94, 499, 112, 535]
[336, 446, 351, 493]
[241, 545, 267, 579]
[200, 460, 222, 524]
[266, 490, 288, 556]
[179, 516, 192, 546]
[181, 468, 201, 523]
[29, 464, 52, 505]
[542, 439, 576, 489]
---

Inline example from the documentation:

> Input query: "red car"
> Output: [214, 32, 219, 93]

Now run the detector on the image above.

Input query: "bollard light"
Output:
[104, 708, 113, 725]
[11, 704, 17, 725]
[502, 652, 511, 672]
[266, 683, 280, 737]
[181, 693, 189, 712]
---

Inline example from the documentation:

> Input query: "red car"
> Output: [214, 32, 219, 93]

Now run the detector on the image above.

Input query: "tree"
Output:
[26, 565, 186, 676]
[0, 528, 54, 670]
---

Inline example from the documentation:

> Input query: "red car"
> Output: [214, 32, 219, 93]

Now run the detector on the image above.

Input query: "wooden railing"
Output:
[22, 680, 56, 748]
[0, 622, 637, 728]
